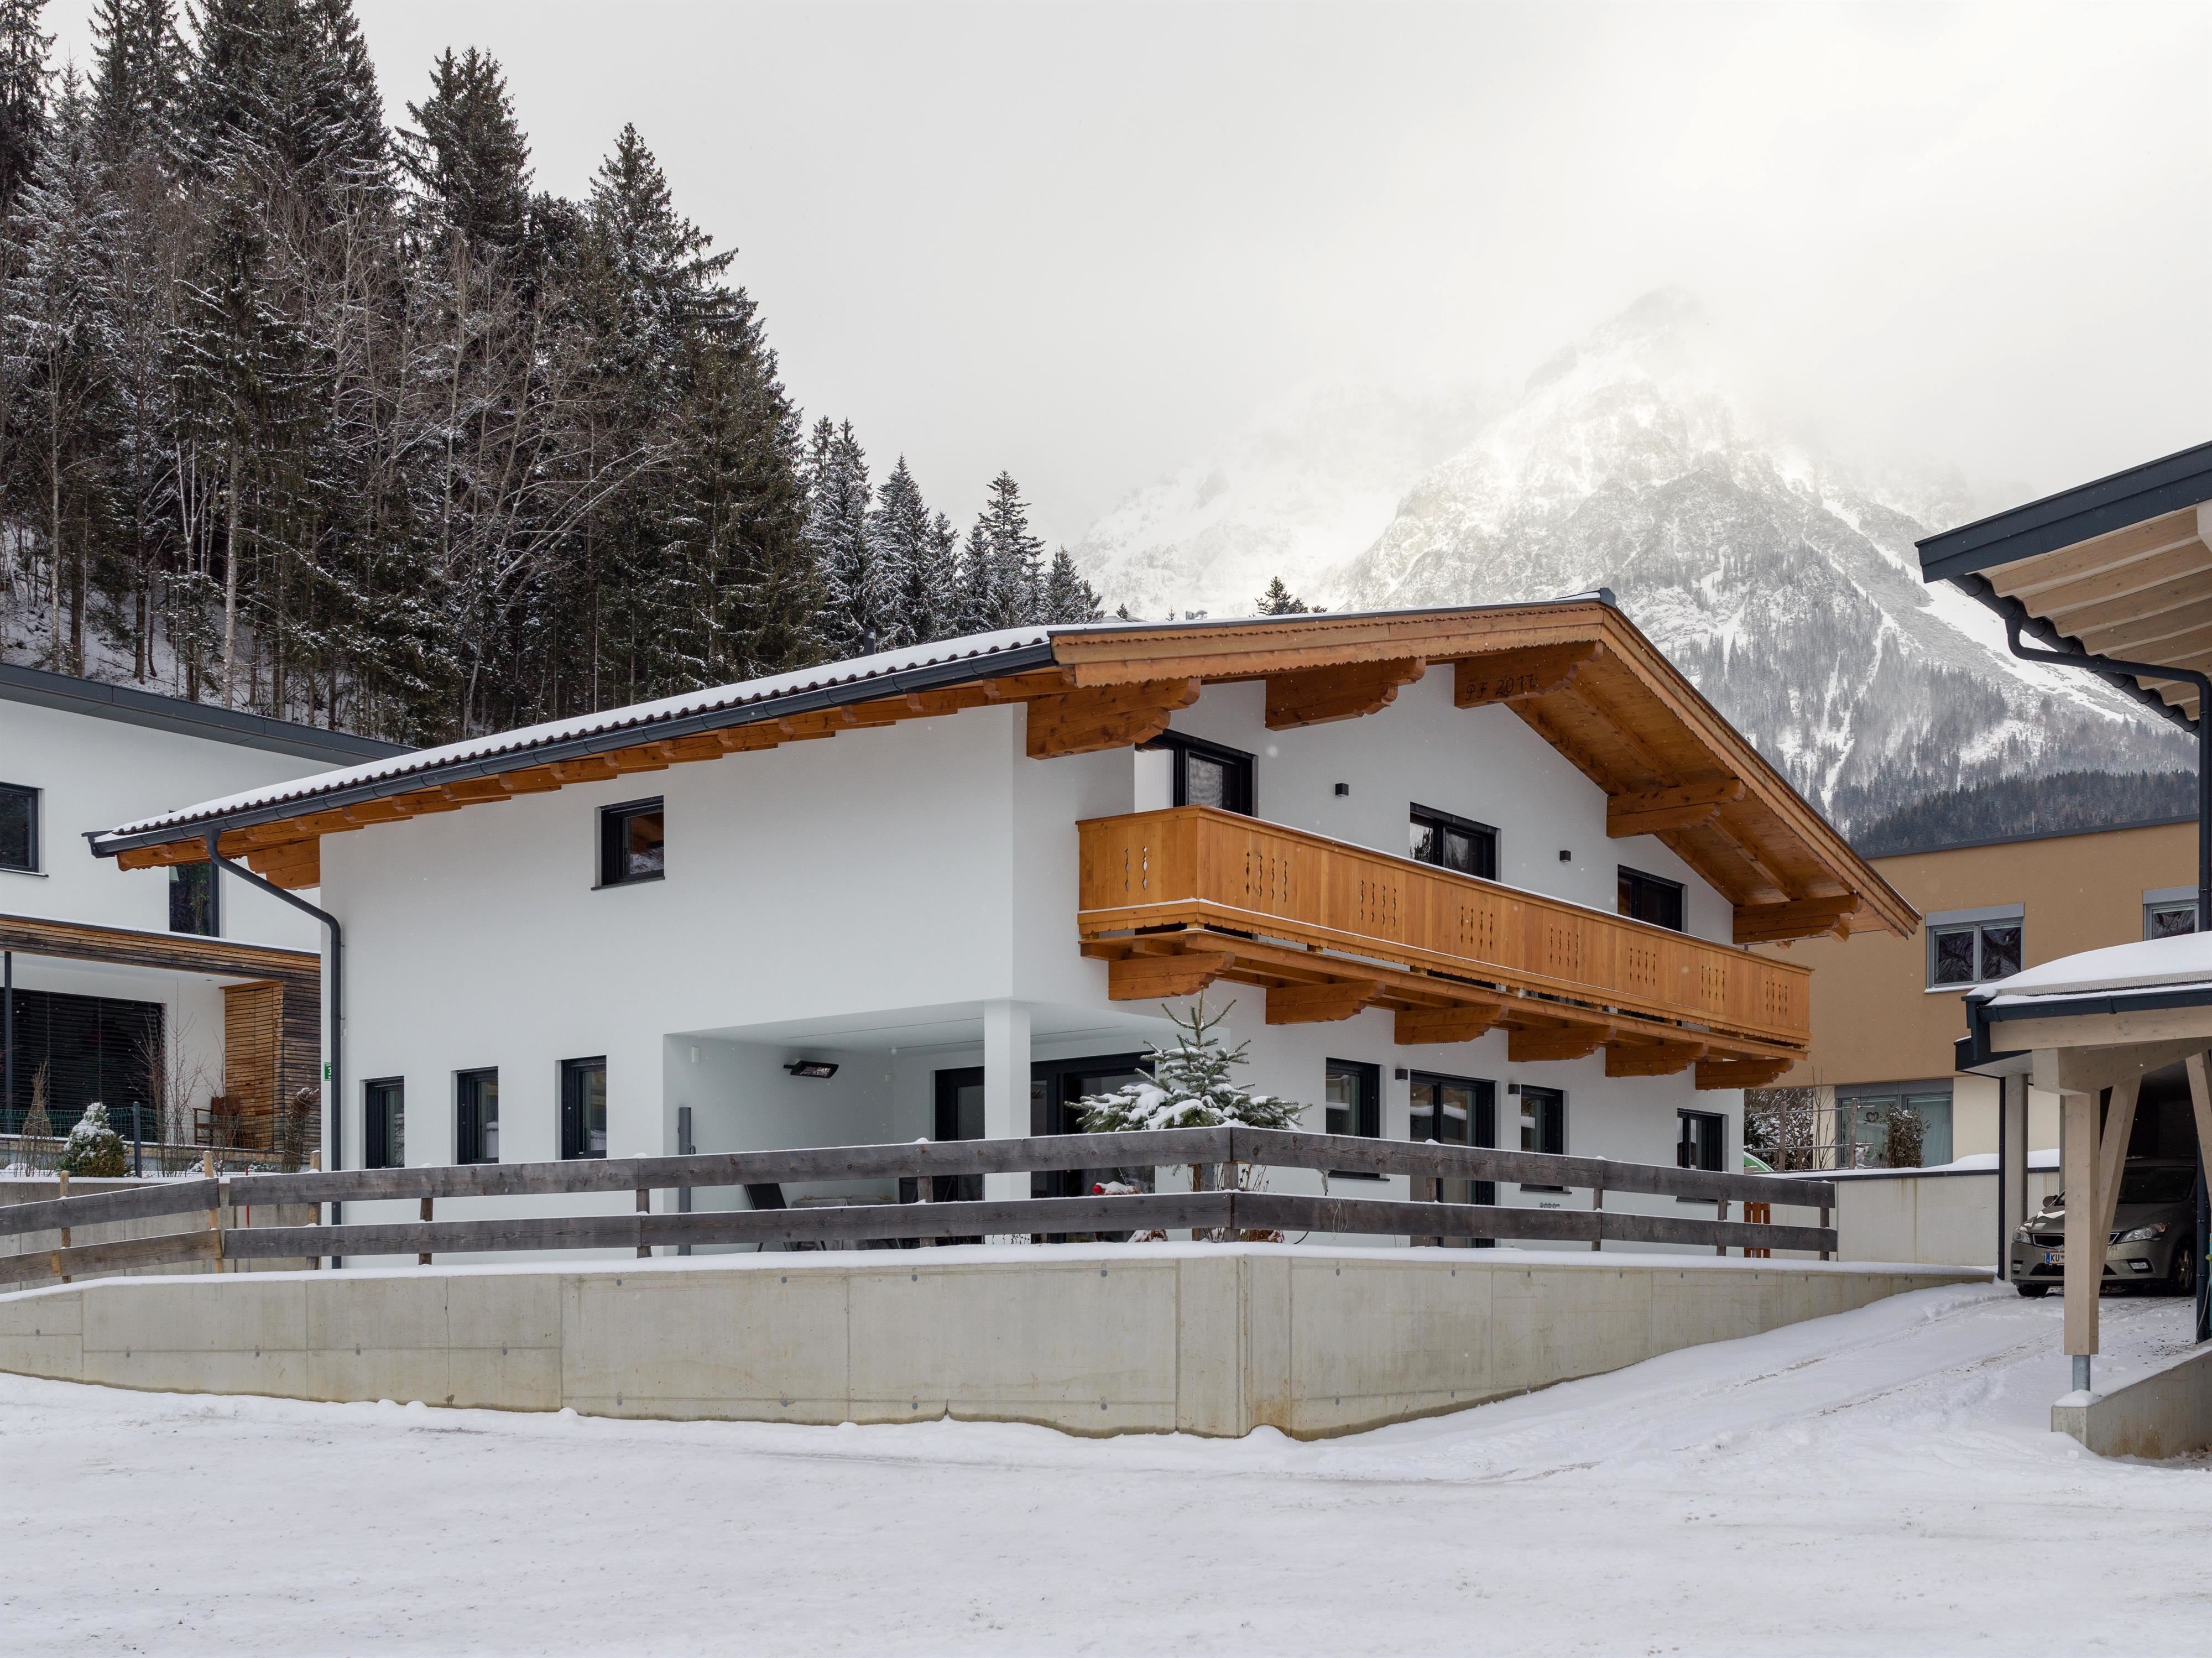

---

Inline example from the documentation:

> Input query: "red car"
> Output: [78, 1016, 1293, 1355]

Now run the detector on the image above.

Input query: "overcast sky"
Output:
[42, 1, 2212, 545]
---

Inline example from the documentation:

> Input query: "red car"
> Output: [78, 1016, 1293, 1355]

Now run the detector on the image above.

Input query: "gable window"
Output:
[169, 863, 216, 936]
[456, 1068, 499, 1164]
[1516, 1083, 1567, 1190]
[1925, 905, 2022, 988]
[0, 783, 36, 873]
[2145, 887, 2199, 940]
[1140, 732, 1255, 816]
[598, 798, 665, 887]
[364, 1078, 405, 1170]
[1677, 1109, 1725, 1173]
[1410, 805, 1498, 880]
[1617, 866, 1685, 931]
[561, 1057, 607, 1160]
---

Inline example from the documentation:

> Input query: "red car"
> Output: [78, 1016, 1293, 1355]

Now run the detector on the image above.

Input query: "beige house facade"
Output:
[1760, 815, 2197, 1166]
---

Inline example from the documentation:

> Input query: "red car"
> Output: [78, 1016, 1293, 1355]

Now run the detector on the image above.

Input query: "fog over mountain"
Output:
[1078, 291, 2191, 832]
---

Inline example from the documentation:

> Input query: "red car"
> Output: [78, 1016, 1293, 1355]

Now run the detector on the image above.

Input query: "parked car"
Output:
[2011, 1159, 2199, 1297]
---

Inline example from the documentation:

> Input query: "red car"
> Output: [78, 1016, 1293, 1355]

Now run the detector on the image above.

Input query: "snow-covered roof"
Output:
[1972, 931, 2212, 1007]
[92, 625, 1057, 848]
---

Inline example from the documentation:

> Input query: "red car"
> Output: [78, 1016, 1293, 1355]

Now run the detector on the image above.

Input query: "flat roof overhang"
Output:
[1917, 441, 2212, 727]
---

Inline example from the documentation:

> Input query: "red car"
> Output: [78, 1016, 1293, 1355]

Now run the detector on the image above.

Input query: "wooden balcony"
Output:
[1076, 807, 1811, 1088]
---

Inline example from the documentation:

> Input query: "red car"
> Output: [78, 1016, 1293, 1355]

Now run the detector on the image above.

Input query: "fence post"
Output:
[309, 1149, 323, 1270]
[1819, 1198, 1832, 1261]
[1590, 1183, 1603, 1252]
[636, 1185, 651, 1259]
[418, 1197, 432, 1267]
[204, 1151, 223, 1274]
[1715, 1197, 1728, 1257]
[55, 1169, 70, 1284]
[132, 1104, 143, 1179]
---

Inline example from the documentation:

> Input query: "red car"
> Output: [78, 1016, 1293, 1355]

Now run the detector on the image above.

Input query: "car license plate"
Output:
[2043, 1249, 2064, 1266]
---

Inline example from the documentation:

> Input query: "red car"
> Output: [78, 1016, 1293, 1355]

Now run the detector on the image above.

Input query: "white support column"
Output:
[982, 1000, 1031, 1205]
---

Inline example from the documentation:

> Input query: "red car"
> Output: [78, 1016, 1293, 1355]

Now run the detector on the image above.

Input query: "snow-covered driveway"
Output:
[3, 1279, 2206, 1655]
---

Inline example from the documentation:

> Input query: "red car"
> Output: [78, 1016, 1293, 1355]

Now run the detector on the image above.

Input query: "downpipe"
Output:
[205, 830, 344, 1267]
[2001, 613, 2212, 1343]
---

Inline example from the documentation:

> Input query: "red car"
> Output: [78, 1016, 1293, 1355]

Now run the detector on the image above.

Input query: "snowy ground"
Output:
[3, 1280, 2208, 1656]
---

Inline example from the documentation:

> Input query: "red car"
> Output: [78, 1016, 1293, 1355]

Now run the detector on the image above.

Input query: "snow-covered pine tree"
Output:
[398, 44, 529, 252]
[973, 470, 1044, 629]
[1077, 996, 1305, 1229]
[58, 1099, 129, 1176]
[1255, 576, 1308, 615]
[954, 515, 995, 635]
[867, 455, 937, 649]
[1041, 545, 1103, 624]
[88, 0, 187, 165]
[4, 70, 125, 674]
[805, 419, 881, 660]
[0, 0, 51, 216]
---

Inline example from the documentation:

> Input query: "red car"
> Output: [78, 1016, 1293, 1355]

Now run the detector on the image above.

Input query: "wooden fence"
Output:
[0, 1128, 1838, 1288]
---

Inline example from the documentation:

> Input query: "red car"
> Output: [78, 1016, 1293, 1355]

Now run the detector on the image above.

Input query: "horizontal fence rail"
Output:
[0, 1128, 1837, 1288]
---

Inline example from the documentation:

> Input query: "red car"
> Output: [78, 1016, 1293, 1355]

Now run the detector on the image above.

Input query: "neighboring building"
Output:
[1757, 815, 2198, 1167]
[1, 664, 404, 1153]
[87, 599, 1913, 1254]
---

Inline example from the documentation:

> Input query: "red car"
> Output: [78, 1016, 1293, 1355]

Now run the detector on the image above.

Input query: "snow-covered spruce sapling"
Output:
[58, 1101, 129, 1178]
[1076, 997, 1304, 1238]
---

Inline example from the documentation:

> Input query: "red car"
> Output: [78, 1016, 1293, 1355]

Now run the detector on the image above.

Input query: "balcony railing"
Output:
[1076, 806, 1809, 1054]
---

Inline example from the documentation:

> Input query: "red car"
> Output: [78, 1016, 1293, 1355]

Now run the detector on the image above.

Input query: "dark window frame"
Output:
[1516, 1083, 1568, 1190]
[455, 1067, 499, 1165]
[1409, 1069, 1499, 1237]
[0, 782, 38, 873]
[364, 1077, 404, 1170]
[1677, 1108, 1726, 1173]
[168, 862, 216, 936]
[560, 1056, 608, 1161]
[1617, 866, 1687, 932]
[1409, 804, 1499, 881]
[1325, 1057, 1384, 1179]
[1140, 731, 1257, 816]
[597, 797, 666, 888]
[1926, 913, 2023, 987]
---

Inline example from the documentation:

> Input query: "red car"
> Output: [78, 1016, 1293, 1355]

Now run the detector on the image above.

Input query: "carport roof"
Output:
[1916, 442, 2212, 728]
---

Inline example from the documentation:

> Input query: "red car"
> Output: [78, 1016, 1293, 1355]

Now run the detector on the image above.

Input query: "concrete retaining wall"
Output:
[0, 1244, 1984, 1438]
[2053, 1346, 2212, 1459]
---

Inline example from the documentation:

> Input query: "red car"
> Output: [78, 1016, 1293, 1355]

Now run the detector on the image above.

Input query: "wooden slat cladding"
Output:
[1076, 806, 1811, 1055]
[221, 982, 280, 1148]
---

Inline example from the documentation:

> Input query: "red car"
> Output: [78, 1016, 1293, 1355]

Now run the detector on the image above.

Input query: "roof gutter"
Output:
[85, 642, 1061, 858]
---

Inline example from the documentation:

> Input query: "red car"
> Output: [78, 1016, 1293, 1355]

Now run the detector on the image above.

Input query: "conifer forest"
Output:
[0, 0, 1103, 745]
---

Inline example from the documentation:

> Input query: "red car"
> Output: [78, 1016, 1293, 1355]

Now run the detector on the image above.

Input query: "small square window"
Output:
[1678, 1109, 1725, 1172]
[456, 1068, 499, 1164]
[1139, 733, 1255, 816]
[0, 784, 36, 873]
[364, 1078, 405, 1170]
[1617, 867, 1685, 932]
[169, 863, 216, 936]
[2147, 901, 2199, 940]
[599, 799, 665, 887]
[1410, 805, 1498, 880]
[1324, 1058, 1381, 1140]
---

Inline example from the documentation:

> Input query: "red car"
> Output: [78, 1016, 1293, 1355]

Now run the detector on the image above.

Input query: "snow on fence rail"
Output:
[0, 1129, 1838, 1286]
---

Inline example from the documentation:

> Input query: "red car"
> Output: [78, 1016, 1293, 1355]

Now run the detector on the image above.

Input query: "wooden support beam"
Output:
[547, 755, 625, 783]
[1693, 1057, 1794, 1091]
[1265, 979, 1383, 1025]
[1508, 1024, 1611, 1063]
[439, 776, 516, 804]
[1607, 778, 1745, 838]
[1605, 1041, 1707, 1078]
[1026, 677, 1202, 759]
[1393, 1004, 1505, 1045]
[1733, 893, 1862, 945]
[1265, 658, 1425, 730]
[1106, 951, 1229, 1002]
[2062, 1089, 2100, 1358]
[2092, 1076, 2143, 1247]
[1454, 642, 1600, 707]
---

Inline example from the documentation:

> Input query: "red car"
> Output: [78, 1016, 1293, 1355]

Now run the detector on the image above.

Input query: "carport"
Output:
[1959, 937, 2212, 1390]
[1919, 444, 2212, 1367]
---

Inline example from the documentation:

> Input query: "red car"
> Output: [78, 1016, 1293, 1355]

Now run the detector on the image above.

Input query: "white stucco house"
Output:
[1, 663, 403, 1151]
[86, 598, 1914, 1249]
